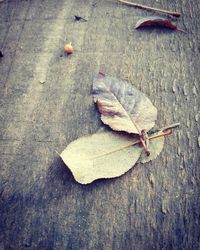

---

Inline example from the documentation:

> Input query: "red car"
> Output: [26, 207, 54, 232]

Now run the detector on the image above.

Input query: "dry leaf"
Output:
[60, 129, 176, 184]
[60, 131, 143, 184]
[93, 73, 157, 134]
[135, 17, 183, 32]
[138, 131, 164, 163]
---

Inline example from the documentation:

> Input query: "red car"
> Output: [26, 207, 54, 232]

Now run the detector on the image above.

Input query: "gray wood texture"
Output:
[0, 0, 200, 249]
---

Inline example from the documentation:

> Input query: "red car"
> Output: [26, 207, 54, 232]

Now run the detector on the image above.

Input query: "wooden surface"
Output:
[0, 0, 200, 249]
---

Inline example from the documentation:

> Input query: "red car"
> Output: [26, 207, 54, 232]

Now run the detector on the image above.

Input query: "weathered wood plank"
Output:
[0, 0, 200, 249]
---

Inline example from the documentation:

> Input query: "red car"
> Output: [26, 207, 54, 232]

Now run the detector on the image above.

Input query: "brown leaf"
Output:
[60, 131, 143, 184]
[93, 73, 157, 135]
[135, 17, 183, 32]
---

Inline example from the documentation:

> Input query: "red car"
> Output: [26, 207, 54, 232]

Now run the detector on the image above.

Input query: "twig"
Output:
[118, 0, 181, 17]
[160, 123, 180, 132]
[90, 129, 172, 160]
[140, 130, 150, 156]
[59, 125, 178, 159]
[139, 129, 172, 156]
[149, 129, 172, 141]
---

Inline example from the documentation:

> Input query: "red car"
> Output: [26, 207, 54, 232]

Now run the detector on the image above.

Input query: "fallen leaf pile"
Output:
[60, 73, 179, 184]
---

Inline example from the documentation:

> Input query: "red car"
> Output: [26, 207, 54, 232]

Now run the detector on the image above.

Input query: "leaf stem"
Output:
[118, 0, 181, 17]
[91, 129, 172, 160]
[63, 124, 179, 160]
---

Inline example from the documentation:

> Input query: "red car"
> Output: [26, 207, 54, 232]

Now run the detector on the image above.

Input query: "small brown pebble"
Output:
[64, 43, 73, 54]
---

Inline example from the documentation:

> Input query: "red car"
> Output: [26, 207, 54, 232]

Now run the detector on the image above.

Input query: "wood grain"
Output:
[0, 0, 200, 249]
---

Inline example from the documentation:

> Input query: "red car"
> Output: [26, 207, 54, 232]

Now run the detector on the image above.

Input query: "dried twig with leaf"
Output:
[60, 74, 180, 184]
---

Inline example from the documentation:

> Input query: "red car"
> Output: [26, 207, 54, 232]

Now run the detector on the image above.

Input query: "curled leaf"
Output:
[60, 131, 143, 184]
[135, 17, 184, 32]
[93, 73, 157, 135]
